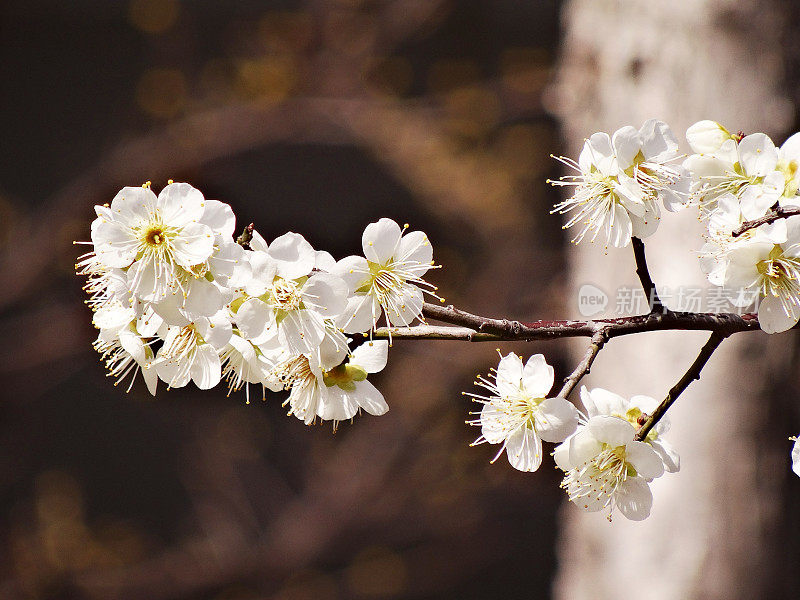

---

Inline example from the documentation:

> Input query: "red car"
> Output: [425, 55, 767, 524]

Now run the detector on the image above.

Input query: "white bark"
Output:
[551, 1, 792, 598]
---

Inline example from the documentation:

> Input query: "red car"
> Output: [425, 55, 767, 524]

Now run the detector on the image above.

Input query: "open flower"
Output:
[334, 218, 439, 334]
[579, 387, 679, 473]
[91, 183, 215, 301]
[550, 120, 688, 248]
[154, 312, 232, 389]
[554, 415, 665, 521]
[467, 353, 579, 472]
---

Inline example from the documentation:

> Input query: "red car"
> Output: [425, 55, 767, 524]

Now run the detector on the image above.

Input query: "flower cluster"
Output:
[77, 182, 438, 428]
[686, 121, 800, 334]
[550, 119, 690, 248]
[466, 354, 679, 521]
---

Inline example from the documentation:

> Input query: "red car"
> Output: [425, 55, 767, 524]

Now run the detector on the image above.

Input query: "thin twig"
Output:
[554, 328, 609, 399]
[732, 206, 800, 237]
[634, 331, 727, 441]
[631, 237, 665, 313]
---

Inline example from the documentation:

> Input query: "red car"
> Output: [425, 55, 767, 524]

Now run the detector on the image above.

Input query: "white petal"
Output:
[92, 221, 138, 268]
[109, 186, 157, 225]
[315, 250, 337, 272]
[616, 477, 653, 521]
[333, 255, 370, 292]
[362, 218, 402, 264]
[396, 230, 433, 269]
[192, 314, 232, 350]
[383, 285, 424, 326]
[625, 441, 664, 479]
[157, 182, 206, 227]
[587, 415, 635, 447]
[651, 440, 681, 473]
[629, 200, 660, 239]
[269, 232, 316, 280]
[495, 353, 524, 397]
[580, 386, 627, 418]
[607, 202, 633, 248]
[245, 251, 278, 297]
[278, 309, 325, 354]
[758, 294, 799, 334]
[738, 133, 778, 177]
[612, 125, 642, 168]
[190, 344, 222, 389]
[480, 403, 511, 444]
[505, 427, 543, 472]
[236, 298, 272, 339]
[338, 293, 380, 333]
[792, 437, 800, 477]
[686, 120, 730, 154]
[566, 427, 603, 467]
[521, 354, 554, 398]
[351, 340, 389, 373]
[580, 132, 616, 176]
[199, 199, 236, 239]
[639, 119, 679, 162]
[302, 272, 348, 318]
[182, 278, 224, 319]
[535, 397, 579, 443]
[353, 380, 389, 416]
[172, 222, 215, 268]
[249, 229, 269, 253]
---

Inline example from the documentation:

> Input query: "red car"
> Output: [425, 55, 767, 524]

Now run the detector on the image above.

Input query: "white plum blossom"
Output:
[93, 323, 158, 395]
[684, 123, 800, 218]
[334, 218, 439, 333]
[154, 312, 232, 390]
[91, 183, 216, 301]
[550, 120, 689, 248]
[554, 415, 665, 521]
[319, 340, 390, 425]
[578, 387, 679, 473]
[467, 353, 579, 472]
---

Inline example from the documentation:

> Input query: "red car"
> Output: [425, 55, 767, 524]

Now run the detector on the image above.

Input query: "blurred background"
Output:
[0, 1, 798, 599]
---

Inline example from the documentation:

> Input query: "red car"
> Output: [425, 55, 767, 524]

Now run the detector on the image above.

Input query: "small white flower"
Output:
[551, 121, 688, 248]
[579, 387, 679, 473]
[717, 219, 800, 333]
[319, 340, 390, 427]
[235, 231, 349, 354]
[219, 332, 273, 402]
[334, 218, 439, 334]
[466, 353, 579, 472]
[154, 312, 232, 389]
[93, 323, 158, 396]
[554, 415, 664, 521]
[91, 183, 216, 301]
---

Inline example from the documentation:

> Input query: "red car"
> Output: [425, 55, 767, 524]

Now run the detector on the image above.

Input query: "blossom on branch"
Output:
[466, 352, 579, 472]
[550, 120, 689, 248]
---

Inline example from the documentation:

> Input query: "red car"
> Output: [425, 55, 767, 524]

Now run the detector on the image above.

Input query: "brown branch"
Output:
[632, 236, 665, 313]
[732, 206, 800, 237]
[554, 328, 609, 399]
[634, 331, 727, 441]
[417, 302, 766, 341]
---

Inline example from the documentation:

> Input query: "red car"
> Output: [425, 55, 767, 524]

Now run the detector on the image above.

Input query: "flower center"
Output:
[561, 444, 635, 519]
[144, 225, 167, 248]
[271, 279, 303, 312]
[271, 355, 312, 389]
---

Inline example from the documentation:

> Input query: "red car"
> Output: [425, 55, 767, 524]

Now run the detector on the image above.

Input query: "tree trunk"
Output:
[551, 1, 794, 598]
